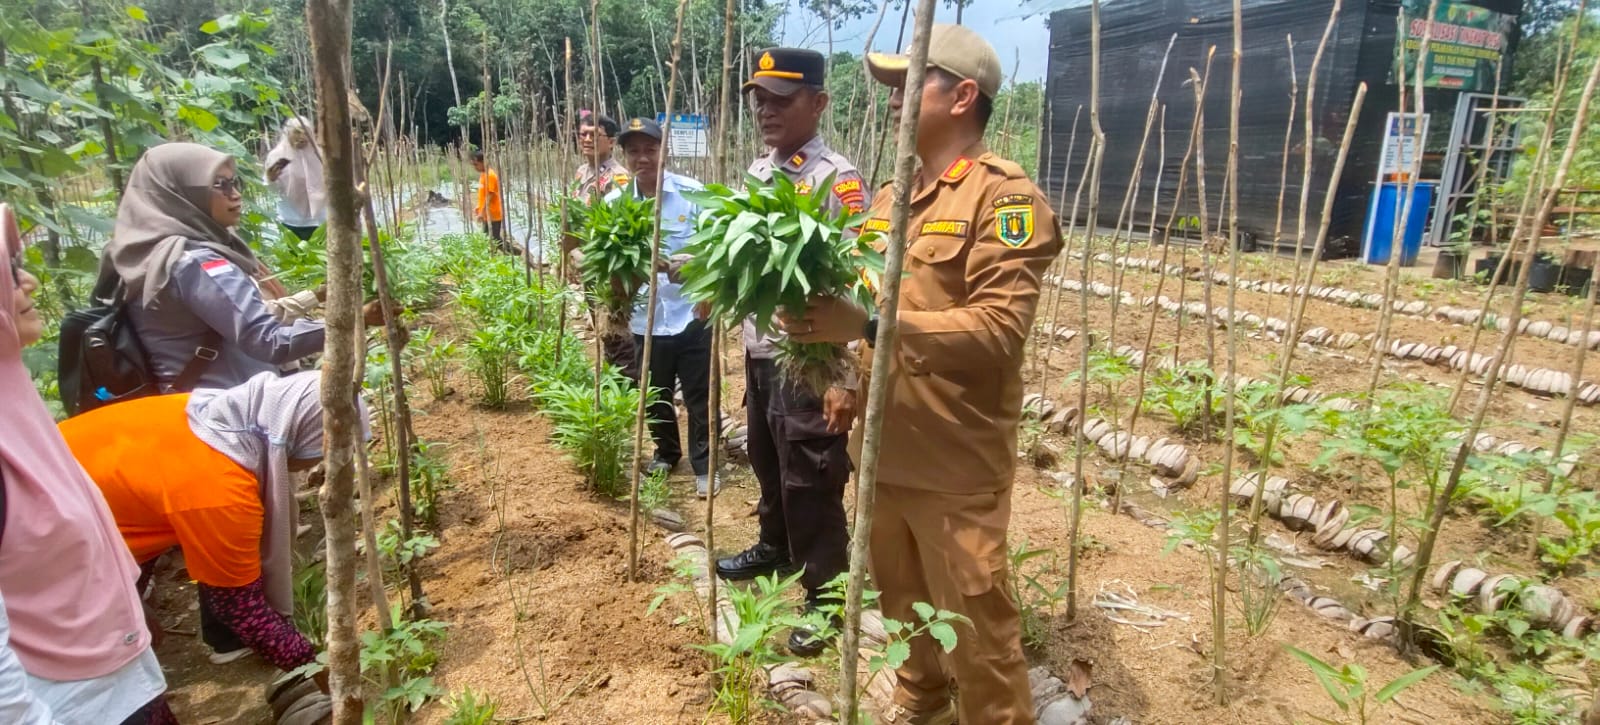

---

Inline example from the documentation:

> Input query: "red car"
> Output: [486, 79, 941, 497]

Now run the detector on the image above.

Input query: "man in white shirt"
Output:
[608, 118, 719, 498]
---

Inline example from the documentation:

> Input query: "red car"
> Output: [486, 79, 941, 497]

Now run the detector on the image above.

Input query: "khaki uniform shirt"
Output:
[861, 151, 1062, 493]
[743, 134, 870, 361]
[573, 158, 630, 198]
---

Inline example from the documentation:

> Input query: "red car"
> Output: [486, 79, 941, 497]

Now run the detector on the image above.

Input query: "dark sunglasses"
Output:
[10, 255, 23, 286]
[212, 177, 244, 195]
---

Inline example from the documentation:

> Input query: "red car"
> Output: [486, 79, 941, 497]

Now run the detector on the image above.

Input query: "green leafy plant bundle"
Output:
[577, 187, 656, 337]
[679, 173, 883, 394]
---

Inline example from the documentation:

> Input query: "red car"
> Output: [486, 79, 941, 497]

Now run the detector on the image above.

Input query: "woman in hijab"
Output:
[100, 142, 328, 393]
[265, 118, 327, 241]
[0, 204, 172, 724]
[58, 371, 353, 691]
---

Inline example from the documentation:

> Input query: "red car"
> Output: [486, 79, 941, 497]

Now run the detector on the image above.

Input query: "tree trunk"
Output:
[440, 0, 463, 109]
[306, 0, 364, 720]
[837, 2, 936, 721]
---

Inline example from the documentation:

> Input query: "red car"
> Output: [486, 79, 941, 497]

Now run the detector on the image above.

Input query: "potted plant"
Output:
[1434, 209, 1483, 280]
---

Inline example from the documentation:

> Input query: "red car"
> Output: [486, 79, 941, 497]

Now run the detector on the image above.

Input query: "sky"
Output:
[776, 1, 1055, 82]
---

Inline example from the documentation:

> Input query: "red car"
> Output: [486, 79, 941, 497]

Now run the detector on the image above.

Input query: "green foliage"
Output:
[466, 322, 523, 407]
[408, 327, 459, 402]
[534, 373, 646, 498]
[292, 559, 327, 648]
[442, 688, 499, 725]
[577, 185, 656, 321]
[1284, 645, 1440, 725]
[377, 518, 441, 576]
[1007, 539, 1068, 650]
[693, 570, 808, 723]
[637, 467, 671, 513]
[679, 173, 883, 392]
[361, 606, 449, 714]
[409, 438, 452, 529]
[1141, 361, 1213, 433]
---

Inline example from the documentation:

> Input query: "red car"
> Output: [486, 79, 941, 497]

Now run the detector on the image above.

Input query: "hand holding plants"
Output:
[778, 294, 869, 344]
[823, 386, 857, 434]
[678, 174, 882, 394]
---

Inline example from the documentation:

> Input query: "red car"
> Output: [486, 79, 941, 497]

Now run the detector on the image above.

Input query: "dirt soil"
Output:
[159, 240, 1592, 723]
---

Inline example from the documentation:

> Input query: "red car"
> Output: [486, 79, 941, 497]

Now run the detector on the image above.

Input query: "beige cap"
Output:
[866, 24, 1002, 98]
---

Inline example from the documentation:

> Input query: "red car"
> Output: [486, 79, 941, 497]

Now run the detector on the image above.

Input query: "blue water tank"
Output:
[1362, 182, 1436, 267]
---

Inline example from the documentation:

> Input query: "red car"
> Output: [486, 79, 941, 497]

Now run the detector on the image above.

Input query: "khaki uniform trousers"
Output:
[869, 482, 1034, 724]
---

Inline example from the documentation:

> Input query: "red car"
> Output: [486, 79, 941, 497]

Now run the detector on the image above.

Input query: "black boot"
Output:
[715, 542, 792, 581]
[788, 601, 842, 657]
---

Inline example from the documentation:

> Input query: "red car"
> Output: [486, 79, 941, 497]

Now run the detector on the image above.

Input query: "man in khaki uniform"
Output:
[783, 24, 1060, 725]
[573, 113, 630, 198]
[714, 47, 870, 658]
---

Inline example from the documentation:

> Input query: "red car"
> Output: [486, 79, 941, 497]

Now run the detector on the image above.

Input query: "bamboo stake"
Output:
[628, 0, 691, 582]
[705, 323, 722, 643]
[1191, 51, 1217, 443]
[1065, 0, 1107, 624]
[837, 1, 936, 720]
[556, 38, 576, 368]
[1403, 52, 1600, 654]
[1290, 0, 1341, 299]
[1269, 35, 1298, 323]
[715, 0, 738, 184]
[1031, 105, 1081, 401]
[1214, 0, 1244, 703]
[1365, 2, 1436, 402]
[306, 0, 364, 718]
[1105, 35, 1176, 360]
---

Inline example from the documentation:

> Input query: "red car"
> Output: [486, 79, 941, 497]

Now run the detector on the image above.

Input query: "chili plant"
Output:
[679, 174, 883, 394]
[1284, 645, 1440, 725]
[535, 373, 648, 497]
[408, 327, 458, 401]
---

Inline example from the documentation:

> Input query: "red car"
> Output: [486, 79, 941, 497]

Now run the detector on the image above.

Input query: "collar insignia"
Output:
[787, 151, 808, 169]
[940, 157, 974, 183]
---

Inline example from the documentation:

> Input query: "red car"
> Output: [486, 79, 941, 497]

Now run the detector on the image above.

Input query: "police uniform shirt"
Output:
[859, 151, 1062, 492]
[129, 247, 326, 392]
[743, 134, 870, 360]
[574, 158, 631, 198]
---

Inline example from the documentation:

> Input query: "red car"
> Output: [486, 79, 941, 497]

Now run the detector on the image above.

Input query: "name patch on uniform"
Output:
[995, 204, 1035, 248]
[832, 179, 865, 212]
[940, 157, 974, 183]
[862, 218, 892, 233]
[919, 220, 969, 237]
[201, 258, 233, 277]
[992, 194, 1033, 208]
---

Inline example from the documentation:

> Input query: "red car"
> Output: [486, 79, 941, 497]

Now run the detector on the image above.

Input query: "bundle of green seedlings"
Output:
[679, 174, 883, 394]
[576, 189, 655, 339]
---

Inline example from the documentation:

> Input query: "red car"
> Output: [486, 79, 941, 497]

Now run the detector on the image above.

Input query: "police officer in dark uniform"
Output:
[714, 47, 870, 657]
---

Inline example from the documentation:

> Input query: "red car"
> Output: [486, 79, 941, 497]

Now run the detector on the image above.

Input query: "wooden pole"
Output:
[628, 0, 692, 581]
[1214, 0, 1243, 704]
[837, 1, 936, 721]
[306, 0, 364, 719]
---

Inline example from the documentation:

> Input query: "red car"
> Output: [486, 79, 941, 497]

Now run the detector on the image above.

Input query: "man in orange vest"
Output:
[472, 150, 511, 254]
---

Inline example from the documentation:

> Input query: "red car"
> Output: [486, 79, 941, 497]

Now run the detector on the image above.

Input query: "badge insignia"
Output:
[919, 220, 969, 237]
[832, 179, 865, 212]
[796, 182, 813, 195]
[612, 173, 631, 187]
[940, 157, 974, 183]
[995, 204, 1034, 248]
[992, 193, 1033, 208]
[759, 52, 775, 70]
[629, 118, 644, 130]
[788, 151, 808, 169]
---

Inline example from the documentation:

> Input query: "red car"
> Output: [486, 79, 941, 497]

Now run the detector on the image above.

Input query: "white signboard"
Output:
[655, 113, 710, 158]
[1377, 112, 1431, 183]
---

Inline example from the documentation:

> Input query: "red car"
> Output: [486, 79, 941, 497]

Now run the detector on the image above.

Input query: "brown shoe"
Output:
[881, 703, 956, 725]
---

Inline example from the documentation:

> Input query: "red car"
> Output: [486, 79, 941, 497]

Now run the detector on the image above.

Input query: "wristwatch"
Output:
[862, 316, 879, 342]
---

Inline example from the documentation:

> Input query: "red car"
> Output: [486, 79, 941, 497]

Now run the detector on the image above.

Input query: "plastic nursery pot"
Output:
[1474, 253, 1504, 284]
[1559, 265, 1592, 297]
[1433, 249, 1468, 280]
[1528, 253, 1561, 293]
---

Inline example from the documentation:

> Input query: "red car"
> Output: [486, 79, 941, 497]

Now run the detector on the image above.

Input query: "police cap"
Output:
[742, 47, 827, 96]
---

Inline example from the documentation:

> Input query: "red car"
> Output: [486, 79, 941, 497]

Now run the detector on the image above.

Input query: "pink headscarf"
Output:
[0, 204, 151, 681]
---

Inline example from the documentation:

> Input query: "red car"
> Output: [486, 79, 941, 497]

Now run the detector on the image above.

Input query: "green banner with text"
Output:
[1396, 0, 1515, 91]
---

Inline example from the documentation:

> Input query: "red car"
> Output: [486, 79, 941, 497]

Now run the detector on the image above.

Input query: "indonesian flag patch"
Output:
[201, 258, 233, 277]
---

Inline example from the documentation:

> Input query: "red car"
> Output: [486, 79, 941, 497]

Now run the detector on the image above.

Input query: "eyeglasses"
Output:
[9, 255, 22, 286]
[212, 177, 243, 195]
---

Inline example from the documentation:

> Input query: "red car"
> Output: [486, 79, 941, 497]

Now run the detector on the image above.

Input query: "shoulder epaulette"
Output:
[977, 153, 1028, 180]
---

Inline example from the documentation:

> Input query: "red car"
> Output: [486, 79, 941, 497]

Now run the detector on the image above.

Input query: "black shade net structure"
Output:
[1042, 0, 1523, 257]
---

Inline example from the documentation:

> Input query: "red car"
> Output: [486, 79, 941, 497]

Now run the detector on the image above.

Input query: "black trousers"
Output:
[745, 356, 851, 597]
[482, 220, 513, 254]
[636, 320, 713, 475]
[139, 557, 243, 653]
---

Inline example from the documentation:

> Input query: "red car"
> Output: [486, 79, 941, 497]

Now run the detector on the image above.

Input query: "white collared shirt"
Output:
[607, 171, 703, 337]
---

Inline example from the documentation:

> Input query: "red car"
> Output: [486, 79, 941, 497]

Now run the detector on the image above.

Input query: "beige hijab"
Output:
[100, 142, 261, 304]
